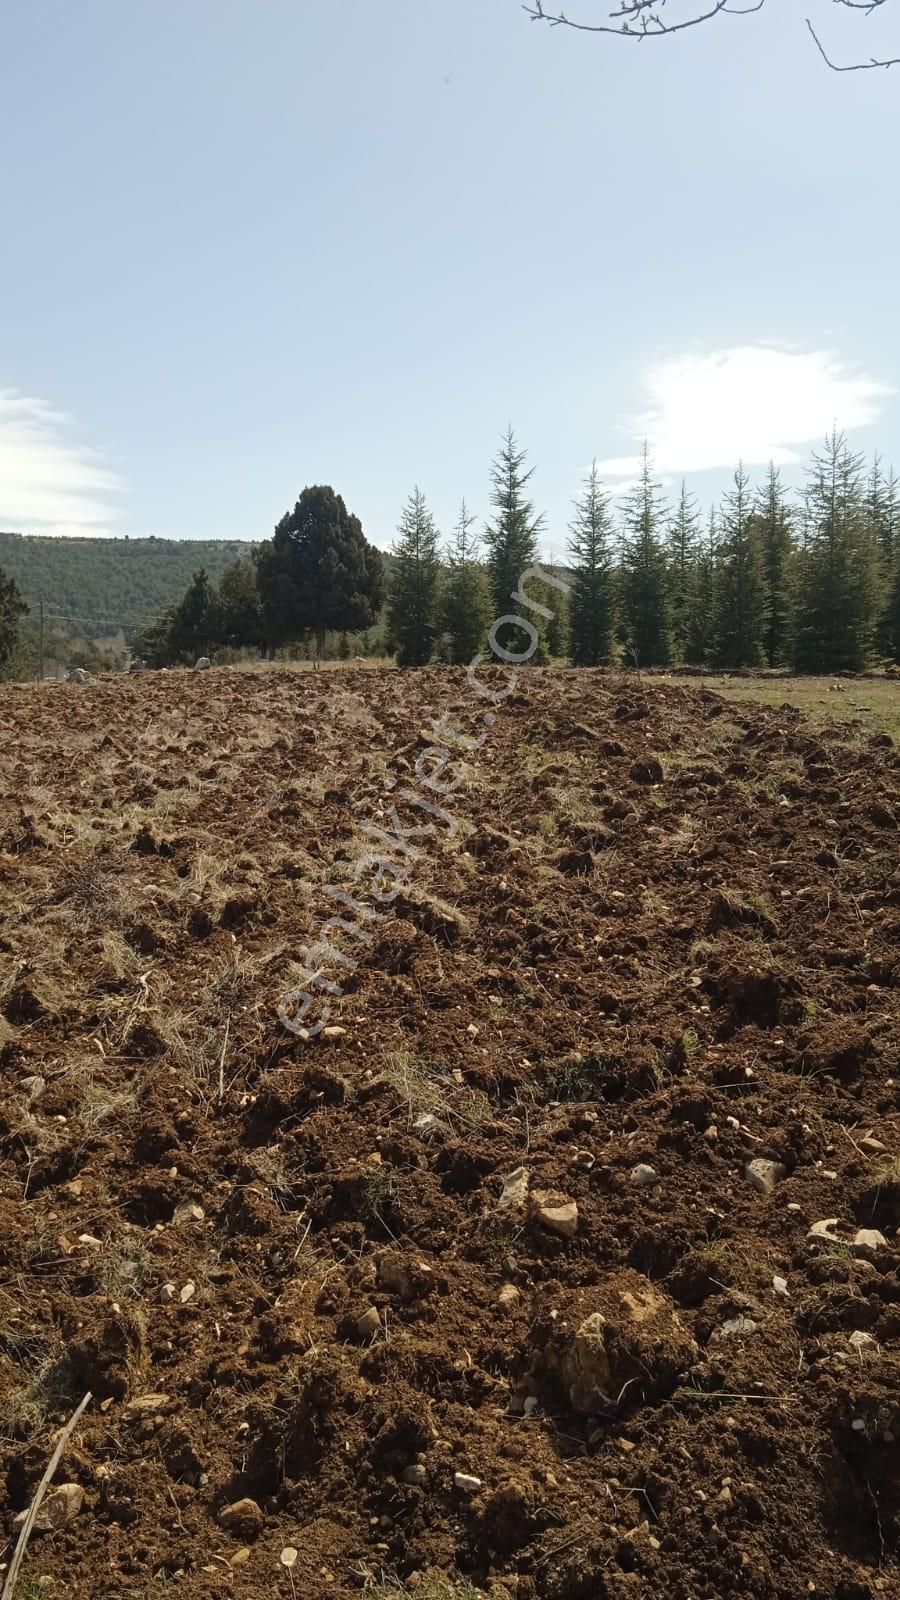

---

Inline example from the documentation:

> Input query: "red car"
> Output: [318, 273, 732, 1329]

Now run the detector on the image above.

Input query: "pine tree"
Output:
[792, 430, 877, 674]
[869, 457, 900, 657]
[884, 550, 900, 664]
[683, 507, 719, 665]
[255, 485, 384, 657]
[168, 569, 219, 662]
[713, 465, 768, 668]
[666, 480, 701, 662]
[866, 455, 899, 568]
[388, 487, 441, 667]
[753, 464, 794, 666]
[620, 443, 670, 667]
[217, 557, 262, 650]
[440, 500, 492, 664]
[484, 428, 546, 661]
[545, 567, 570, 659]
[0, 566, 28, 676]
[567, 463, 615, 666]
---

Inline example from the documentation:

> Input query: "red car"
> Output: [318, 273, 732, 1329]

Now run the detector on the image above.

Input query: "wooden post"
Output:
[39, 599, 44, 683]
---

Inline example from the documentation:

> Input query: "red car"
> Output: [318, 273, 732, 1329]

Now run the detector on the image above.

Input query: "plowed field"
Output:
[1, 666, 899, 1600]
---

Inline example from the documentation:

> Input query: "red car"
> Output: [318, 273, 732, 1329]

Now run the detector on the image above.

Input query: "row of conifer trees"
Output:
[388, 428, 900, 674]
[144, 426, 900, 674]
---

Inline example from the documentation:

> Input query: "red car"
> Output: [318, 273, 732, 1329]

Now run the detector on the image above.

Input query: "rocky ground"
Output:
[1, 665, 899, 1600]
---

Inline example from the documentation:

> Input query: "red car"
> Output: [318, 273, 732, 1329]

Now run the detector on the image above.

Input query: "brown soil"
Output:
[1, 665, 899, 1600]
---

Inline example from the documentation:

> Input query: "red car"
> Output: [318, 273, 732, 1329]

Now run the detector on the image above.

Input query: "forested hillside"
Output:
[0, 531, 258, 635]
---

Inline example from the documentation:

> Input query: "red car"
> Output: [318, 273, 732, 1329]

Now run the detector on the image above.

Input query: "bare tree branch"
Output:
[523, 0, 764, 38]
[525, 0, 900, 70]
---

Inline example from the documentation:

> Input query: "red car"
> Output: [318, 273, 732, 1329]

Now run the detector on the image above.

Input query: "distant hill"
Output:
[0, 531, 258, 637]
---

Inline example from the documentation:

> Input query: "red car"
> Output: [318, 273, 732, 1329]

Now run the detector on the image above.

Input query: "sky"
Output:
[2, 0, 900, 554]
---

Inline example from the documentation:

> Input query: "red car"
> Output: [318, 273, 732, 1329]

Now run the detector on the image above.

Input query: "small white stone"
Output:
[179, 1281, 196, 1303]
[848, 1331, 878, 1357]
[453, 1472, 482, 1493]
[631, 1164, 657, 1188]
[853, 1229, 888, 1257]
[772, 1275, 790, 1297]
[530, 1191, 578, 1239]
[806, 1219, 842, 1244]
[745, 1159, 786, 1196]
[356, 1306, 381, 1339]
[172, 1201, 205, 1225]
[403, 1464, 427, 1487]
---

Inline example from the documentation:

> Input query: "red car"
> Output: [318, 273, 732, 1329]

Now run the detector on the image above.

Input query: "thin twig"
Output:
[217, 1016, 230, 1104]
[1, 1391, 92, 1600]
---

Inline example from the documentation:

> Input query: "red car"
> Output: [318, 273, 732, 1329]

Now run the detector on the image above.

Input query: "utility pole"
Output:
[39, 600, 44, 683]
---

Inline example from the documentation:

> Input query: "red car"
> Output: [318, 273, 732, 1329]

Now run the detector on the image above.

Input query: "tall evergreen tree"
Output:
[567, 463, 615, 666]
[666, 479, 701, 662]
[545, 560, 570, 659]
[439, 500, 492, 664]
[682, 508, 719, 664]
[866, 454, 899, 568]
[884, 549, 900, 664]
[792, 430, 877, 674]
[217, 558, 262, 650]
[484, 428, 545, 660]
[620, 443, 670, 667]
[0, 566, 28, 676]
[713, 465, 768, 668]
[753, 463, 794, 666]
[388, 487, 441, 667]
[168, 569, 219, 662]
[255, 485, 384, 657]
[869, 457, 900, 657]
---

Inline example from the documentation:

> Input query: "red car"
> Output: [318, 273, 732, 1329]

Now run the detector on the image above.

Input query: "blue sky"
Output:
[2, 0, 899, 552]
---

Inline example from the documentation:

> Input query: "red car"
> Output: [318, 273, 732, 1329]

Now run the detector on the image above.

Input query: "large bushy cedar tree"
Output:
[484, 428, 547, 662]
[666, 479, 701, 662]
[255, 485, 384, 657]
[167, 569, 219, 662]
[792, 430, 878, 674]
[713, 464, 768, 668]
[752, 464, 794, 666]
[0, 567, 27, 676]
[440, 500, 492, 664]
[217, 557, 263, 650]
[620, 444, 671, 667]
[388, 487, 441, 666]
[568, 463, 615, 666]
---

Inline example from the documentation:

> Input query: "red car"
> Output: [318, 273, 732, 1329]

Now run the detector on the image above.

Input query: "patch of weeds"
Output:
[366, 1582, 481, 1600]
[363, 1170, 395, 1225]
[384, 1053, 449, 1124]
[544, 1055, 594, 1103]
[874, 1156, 900, 1188]
[92, 1236, 155, 1301]
[461, 1090, 494, 1128]
[710, 887, 778, 935]
[537, 811, 557, 840]
[800, 998, 821, 1023]
[0, 1354, 82, 1441]
[78, 1078, 138, 1128]
[680, 1028, 700, 1061]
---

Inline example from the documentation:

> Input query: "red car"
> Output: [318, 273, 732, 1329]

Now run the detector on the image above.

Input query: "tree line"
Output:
[3, 425, 899, 678]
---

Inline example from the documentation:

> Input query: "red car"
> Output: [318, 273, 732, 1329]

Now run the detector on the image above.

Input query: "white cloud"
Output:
[596, 346, 894, 482]
[0, 387, 124, 537]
